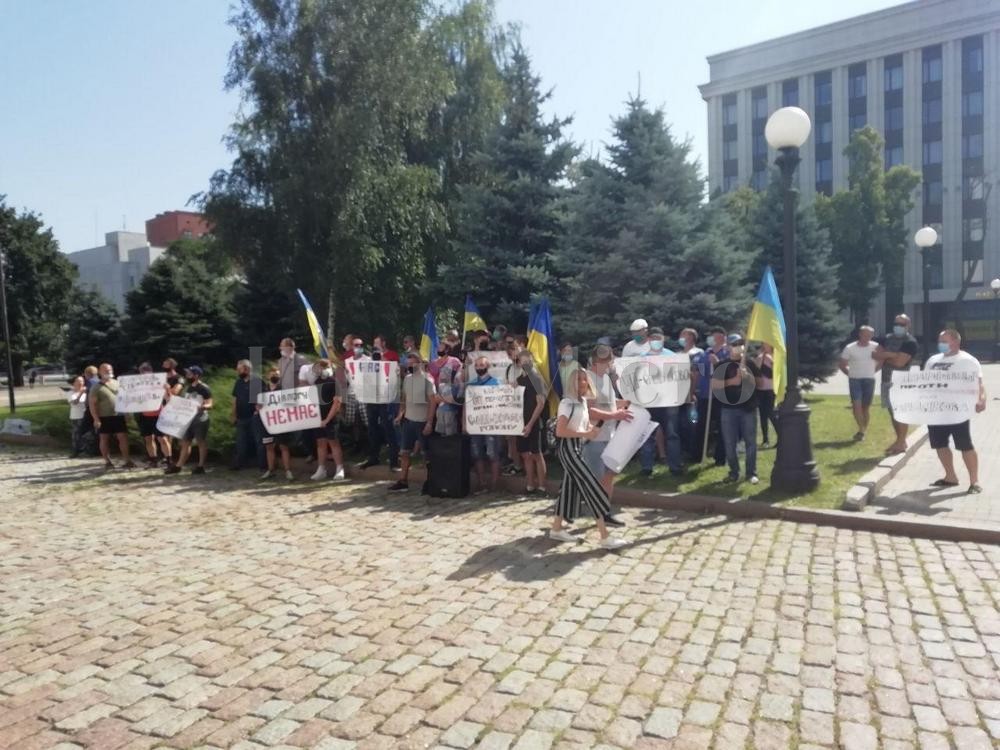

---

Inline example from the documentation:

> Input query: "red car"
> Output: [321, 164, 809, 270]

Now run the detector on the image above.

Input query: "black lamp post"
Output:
[0, 248, 15, 414]
[990, 278, 1000, 363]
[914, 226, 938, 363]
[765, 107, 819, 493]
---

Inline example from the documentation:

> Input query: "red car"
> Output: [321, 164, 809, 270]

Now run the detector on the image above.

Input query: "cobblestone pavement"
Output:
[868, 364, 1000, 530]
[2, 448, 1000, 750]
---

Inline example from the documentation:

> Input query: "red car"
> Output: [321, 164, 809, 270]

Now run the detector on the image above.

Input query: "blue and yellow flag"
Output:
[746, 266, 787, 402]
[527, 297, 561, 415]
[463, 295, 488, 340]
[296, 289, 329, 358]
[419, 307, 439, 362]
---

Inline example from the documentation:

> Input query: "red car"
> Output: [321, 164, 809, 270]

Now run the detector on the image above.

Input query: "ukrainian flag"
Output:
[746, 266, 787, 402]
[419, 307, 439, 362]
[527, 297, 561, 415]
[296, 288, 330, 358]
[463, 295, 488, 341]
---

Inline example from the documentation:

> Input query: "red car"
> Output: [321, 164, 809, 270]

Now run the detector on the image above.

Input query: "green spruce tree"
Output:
[553, 97, 755, 344]
[63, 288, 125, 374]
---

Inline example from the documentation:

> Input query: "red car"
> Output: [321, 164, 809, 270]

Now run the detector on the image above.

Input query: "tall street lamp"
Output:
[914, 226, 938, 363]
[991, 277, 1000, 363]
[0, 247, 15, 414]
[764, 106, 819, 493]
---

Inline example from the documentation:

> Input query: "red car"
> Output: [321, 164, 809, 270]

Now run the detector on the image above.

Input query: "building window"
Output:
[885, 106, 903, 131]
[922, 140, 942, 165]
[884, 59, 903, 92]
[927, 246, 944, 290]
[782, 78, 798, 106]
[751, 170, 768, 191]
[752, 134, 767, 157]
[816, 120, 832, 144]
[922, 99, 943, 125]
[814, 71, 832, 106]
[751, 87, 768, 120]
[924, 180, 943, 207]
[816, 159, 833, 182]
[723, 140, 739, 160]
[722, 95, 738, 126]
[848, 65, 867, 99]
[922, 46, 943, 83]
[963, 217, 985, 244]
[963, 37, 984, 74]
[962, 133, 983, 159]
[849, 113, 866, 132]
[964, 176, 985, 201]
[885, 146, 903, 169]
[962, 91, 983, 117]
[962, 259, 983, 286]
[723, 175, 739, 193]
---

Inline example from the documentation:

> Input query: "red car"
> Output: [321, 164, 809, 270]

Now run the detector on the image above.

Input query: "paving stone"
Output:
[643, 708, 682, 739]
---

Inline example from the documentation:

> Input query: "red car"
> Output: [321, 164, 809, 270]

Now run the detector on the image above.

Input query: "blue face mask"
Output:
[633, 334, 644, 343]
[893, 325, 906, 336]
[937, 342, 950, 354]
[650, 340, 664, 352]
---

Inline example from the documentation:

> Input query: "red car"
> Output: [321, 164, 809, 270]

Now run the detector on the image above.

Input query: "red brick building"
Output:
[145, 211, 212, 247]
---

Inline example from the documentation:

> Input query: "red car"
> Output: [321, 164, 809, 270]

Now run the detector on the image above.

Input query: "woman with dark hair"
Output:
[754, 343, 777, 448]
[549, 368, 626, 550]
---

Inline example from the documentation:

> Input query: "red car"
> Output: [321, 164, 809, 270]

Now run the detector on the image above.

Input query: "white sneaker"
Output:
[259, 470, 272, 480]
[333, 467, 345, 480]
[749, 475, 760, 485]
[600, 537, 627, 550]
[310, 466, 327, 481]
[549, 529, 577, 543]
[525, 486, 536, 494]
[285, 470, 294, 480]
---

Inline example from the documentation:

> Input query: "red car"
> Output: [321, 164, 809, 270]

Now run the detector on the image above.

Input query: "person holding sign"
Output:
[135, 362, 171, 469]
[89, 363, 135, 470]
[714, 335, 762, 485]
[467, 356, 501, 494]
[390, 352, 436, 493]
[257, 368, 294, 480]
[310, 360, 346, 482]
[165, 366, 213, 475]
[924, 329, 987, 494]
[549, 369, 627, 550]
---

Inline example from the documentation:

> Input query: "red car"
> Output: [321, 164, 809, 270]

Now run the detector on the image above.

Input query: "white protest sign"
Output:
[890, 369, 980, 425]
[601, 405, 658, 473]
[347, 359, 400, 404]
[156, 397, 200, 439]
[258, 387, 322, 435]
[464, 385, 525, 435]
[465, 351, 512, 383]
[115, 373, 167, 413]
[615, 354, 691, 408]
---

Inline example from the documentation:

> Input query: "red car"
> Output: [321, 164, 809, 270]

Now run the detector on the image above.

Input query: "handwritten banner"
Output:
[464, 385, 524, 435]
[465, 351, 512, 384]
[258, 387, 322, 435]
[156, 397, 200, 439]
[890, 370, 980, 425]
[347, 360, 399, 404]
[615, 354, 691, 408]
[114, 373, 167, 413]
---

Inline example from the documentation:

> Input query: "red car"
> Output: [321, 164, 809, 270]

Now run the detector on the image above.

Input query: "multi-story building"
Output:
[145, 210, 211, 248]
[699, 0, 1000, 355]
[67, 231, 167, 312]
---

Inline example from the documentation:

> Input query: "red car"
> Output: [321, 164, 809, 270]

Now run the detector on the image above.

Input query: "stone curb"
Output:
[841, 425, 930, 512]
[0, 433, 62, 449]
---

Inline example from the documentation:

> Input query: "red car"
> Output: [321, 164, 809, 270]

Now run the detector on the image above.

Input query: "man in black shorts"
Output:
[924, 329, 987, 494]
[166, 366, 213, 475]
[514, 350, 548, 494]
[89, 362, 135, 470]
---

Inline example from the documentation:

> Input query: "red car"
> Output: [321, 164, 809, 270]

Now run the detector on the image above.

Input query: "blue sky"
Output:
[0, 0, 900, 253]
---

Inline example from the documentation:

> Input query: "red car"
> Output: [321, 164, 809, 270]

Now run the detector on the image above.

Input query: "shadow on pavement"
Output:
[868, 487, 967, 517]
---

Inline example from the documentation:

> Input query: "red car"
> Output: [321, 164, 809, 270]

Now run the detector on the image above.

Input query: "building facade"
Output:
[699, 0, 1000, 355]
[145, 210, 211, 248]
[67, 231, 167, 312]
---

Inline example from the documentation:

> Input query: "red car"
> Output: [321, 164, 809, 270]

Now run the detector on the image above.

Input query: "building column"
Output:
[737, 88, 752, 187]
[832, 65, 849, 191]
[868, 58, 884, 136]
[941, 39, 963, 295]
[903, 49, 923, 305]
[798, 74, 816, 199]
[707, 96, 723, 194]
[985, 31, 1000, 283]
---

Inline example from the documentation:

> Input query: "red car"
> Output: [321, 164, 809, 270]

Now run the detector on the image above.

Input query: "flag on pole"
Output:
[746, 265, 787, 402]
[296, 289, 329, 358]
[527, 297, 561, 415]
[462, 295, 488, 342]
[419, 307, 439, 362]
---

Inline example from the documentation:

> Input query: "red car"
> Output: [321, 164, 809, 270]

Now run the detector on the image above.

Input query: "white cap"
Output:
[629, 318, 648, 332]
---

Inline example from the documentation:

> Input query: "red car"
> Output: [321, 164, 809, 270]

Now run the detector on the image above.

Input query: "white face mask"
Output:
[321, 368, 333, 378]
[280, 348, 293, 358]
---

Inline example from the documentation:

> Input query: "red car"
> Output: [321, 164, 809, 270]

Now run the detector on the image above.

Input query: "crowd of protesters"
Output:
[63, 309, 987, 548]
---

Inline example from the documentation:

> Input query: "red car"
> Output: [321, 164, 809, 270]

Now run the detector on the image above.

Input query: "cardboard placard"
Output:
[156, 397, 200, 439]
[465, 351, 512, 384]
[890, 370, 980, 425]
[115, 373, 167, 413]
[347, 359, 400, 404]
[464, 384, 525, 435]
[258, 387, 322, 435]
[615, 354, 691, 408]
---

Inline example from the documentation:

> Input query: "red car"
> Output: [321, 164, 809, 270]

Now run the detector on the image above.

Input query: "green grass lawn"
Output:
[3, 385, 890, 510]
[615, 394, 895, 510]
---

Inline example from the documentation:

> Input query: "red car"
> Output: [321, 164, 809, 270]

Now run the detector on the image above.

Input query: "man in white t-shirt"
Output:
[622, 318, 651, 357]
[838, 325, 881, 440]
[923, 329, 987, 494]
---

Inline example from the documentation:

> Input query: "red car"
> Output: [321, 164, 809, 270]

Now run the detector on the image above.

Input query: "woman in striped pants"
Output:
[550, 369, 627, 550]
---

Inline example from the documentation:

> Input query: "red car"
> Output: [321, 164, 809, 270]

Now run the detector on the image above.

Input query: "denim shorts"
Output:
[400, 418, 426, 453]
[470, 434, 499, 460]
[848, 378, 875, 405]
